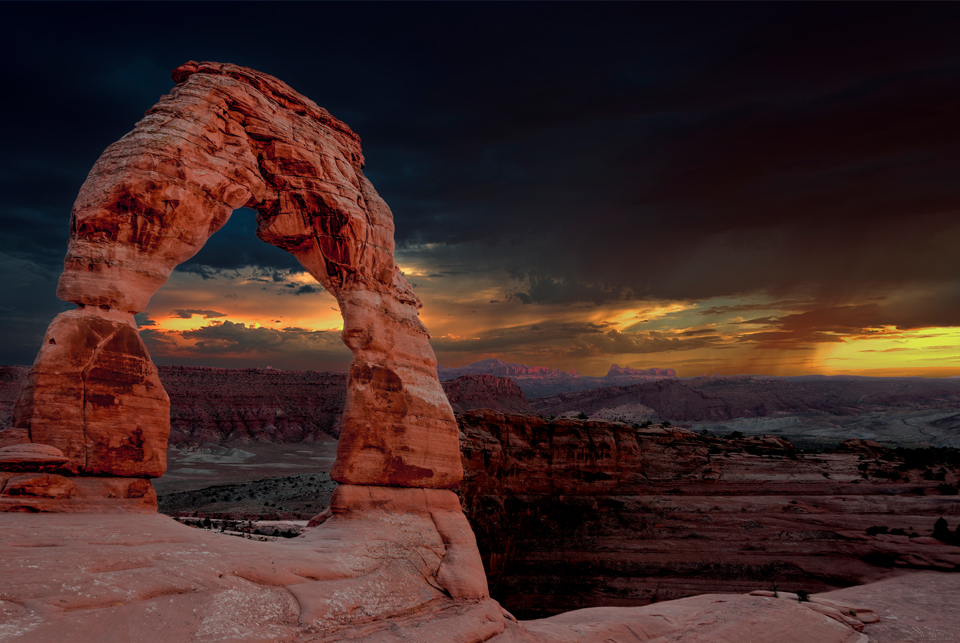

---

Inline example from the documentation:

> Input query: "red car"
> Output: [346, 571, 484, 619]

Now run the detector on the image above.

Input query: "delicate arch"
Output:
[12, 61, 461, 488]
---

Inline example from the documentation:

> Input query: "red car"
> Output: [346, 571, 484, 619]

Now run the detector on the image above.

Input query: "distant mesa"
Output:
[442, 374, 532, 415]
[438, 358, 677, 397]
[605, 363, 677, 378]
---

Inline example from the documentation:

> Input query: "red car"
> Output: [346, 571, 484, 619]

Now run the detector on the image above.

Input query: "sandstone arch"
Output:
[8, 61, 461, 490]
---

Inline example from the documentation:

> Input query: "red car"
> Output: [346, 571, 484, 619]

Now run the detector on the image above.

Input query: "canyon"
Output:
[458, 411, 960, 618]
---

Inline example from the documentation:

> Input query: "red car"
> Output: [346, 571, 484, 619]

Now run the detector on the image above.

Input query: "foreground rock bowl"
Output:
[5, 511, 954, 643]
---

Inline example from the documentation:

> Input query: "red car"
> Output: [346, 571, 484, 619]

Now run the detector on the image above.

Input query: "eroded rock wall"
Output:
[457, 410, 960, 618]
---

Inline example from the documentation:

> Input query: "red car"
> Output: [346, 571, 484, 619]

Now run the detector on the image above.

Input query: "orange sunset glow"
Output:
[133, 244, 960, 378]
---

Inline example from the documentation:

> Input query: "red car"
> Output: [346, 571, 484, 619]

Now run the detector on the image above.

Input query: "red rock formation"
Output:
[7, 61, 460, 491]
[0, 61, 941, 640]
[1, 64, 492, 634]
[0, 511, 903, 643]
[13, 308, 169, 477]
[457, 410, 960, 618]
[442, 374, 533, 415]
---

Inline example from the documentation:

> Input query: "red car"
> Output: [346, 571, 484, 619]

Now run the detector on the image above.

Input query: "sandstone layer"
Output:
[457, 411, 960, 618]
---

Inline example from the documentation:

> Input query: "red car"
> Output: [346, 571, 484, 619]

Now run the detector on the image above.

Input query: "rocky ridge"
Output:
[439, 358, 678, 397]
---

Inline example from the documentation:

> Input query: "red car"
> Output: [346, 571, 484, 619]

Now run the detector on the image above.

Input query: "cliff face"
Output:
[457, 410, 960, 619]
[443, 374, 532, 415]
[160, 366, 347, 445]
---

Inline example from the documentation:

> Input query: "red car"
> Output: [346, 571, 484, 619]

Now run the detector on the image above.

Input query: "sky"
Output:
[2, 2, 959, 377]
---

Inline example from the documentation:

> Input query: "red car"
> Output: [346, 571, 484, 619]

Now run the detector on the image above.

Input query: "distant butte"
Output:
[0, 63, 956, 642]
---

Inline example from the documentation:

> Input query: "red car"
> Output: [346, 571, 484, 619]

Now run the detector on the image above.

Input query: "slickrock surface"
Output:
[458, 411, 960, 618]
[8, 60, 460, 489]
[816, 571, 960, 643]
[1, 512, 915, 643]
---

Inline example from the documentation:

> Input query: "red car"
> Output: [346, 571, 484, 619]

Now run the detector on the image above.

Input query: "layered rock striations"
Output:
[161, 366, 347, 444]
[2, 367, 541, 447]
[458, 411, 960, 618]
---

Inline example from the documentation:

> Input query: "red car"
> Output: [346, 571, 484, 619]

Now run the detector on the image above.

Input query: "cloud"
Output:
[285, 284, 324, 296]
[171, 309, 227, 319]
[141, 321, 351, 371]
[432, 320, 721, 367]
[135, 313, 156, 327]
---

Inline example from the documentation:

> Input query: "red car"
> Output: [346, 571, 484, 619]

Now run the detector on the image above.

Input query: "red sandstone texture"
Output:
[443, 374, 533, 415]
[1, 60, 488, 625]
[457, 410, 960, 618]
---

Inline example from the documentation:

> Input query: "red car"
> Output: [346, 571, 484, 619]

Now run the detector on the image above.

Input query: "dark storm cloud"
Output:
[284, 284, 324, 296]
[135, 313, 157, 327]
[171, 309, 226, 319]
[432, 322, 721, 363]
[2, 2, 960, 368]
[734, 288, 960, 347]
[699, 301, 814, 316]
